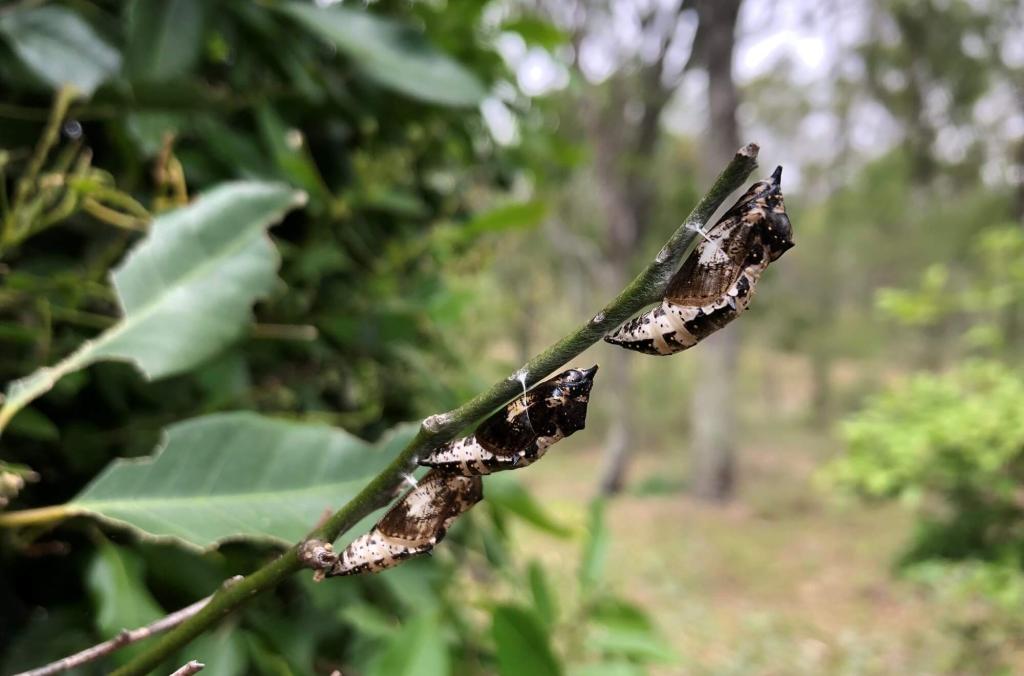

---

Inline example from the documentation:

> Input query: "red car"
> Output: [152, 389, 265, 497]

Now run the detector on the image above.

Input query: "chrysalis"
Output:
[604, 166, 794, 355]
[418, 366, 598, 475]
[324, 367, 598, 577]
[327, 469, 483, 577]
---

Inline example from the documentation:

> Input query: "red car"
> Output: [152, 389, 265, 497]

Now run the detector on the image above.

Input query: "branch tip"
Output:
[169, 660, 205, 676]
[738, 142, 759, 158]
[299, 538, 337, 575]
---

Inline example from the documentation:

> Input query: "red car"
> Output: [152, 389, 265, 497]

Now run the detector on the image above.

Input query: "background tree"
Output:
[687, 0, 745, 501]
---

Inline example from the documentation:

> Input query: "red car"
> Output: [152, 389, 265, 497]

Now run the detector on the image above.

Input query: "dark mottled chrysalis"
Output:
[327, 469, 483, 577]
[419, 366, 598, 475]
[604, 167, 794, 355]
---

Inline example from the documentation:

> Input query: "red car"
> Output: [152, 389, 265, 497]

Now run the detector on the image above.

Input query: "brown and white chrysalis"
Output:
[327, 469, 483, 577]
[604, 167, 794, 355]
[418, 366, 598, 475]
[326, 367, 597, 576]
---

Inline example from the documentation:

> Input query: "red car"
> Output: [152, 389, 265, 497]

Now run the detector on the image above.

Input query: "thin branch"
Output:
[13, 577, 242, 676]
[169, 661, 205, 676]
[250, 323, 319, 341]
[12, 86, 77, 212]
[110, 143, 760, 676]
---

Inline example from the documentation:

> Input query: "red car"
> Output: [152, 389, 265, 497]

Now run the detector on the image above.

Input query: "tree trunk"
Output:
[574, 3, 687, 496]
[598, 345, 634, 495]
[689, 0, 744, 503]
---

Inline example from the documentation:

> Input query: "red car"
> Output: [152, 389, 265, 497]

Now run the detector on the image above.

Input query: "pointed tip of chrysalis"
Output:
[771, 165, 783, 185]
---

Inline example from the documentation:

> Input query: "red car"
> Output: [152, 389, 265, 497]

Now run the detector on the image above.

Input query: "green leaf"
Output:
[280, 3, 485, 107]
[569, 663, 646, 676]
[367, 613, 450, 676]
[186, 625, 248, 676]
[86, 542, 164, 663]
[5, 406, 59, 441]
[528, 560, 558, 627]
[491, 604, 562, 676]
[65, 414, 417, 549]
[338, 604, 398, 640]
[461, 200, 547, 239]
[0, 182, 305, 436]
[255, 105, 330, 202]
[586, 599, 675, 663]
[193, 116, 278, 179]
[125, 111, 189, 157]
[501, 18, 568, 49]
[0, 6, 121, 95]
[125, 0, 204, 81]
[579, 499, 609, 593]
[485, 473, 571, 537]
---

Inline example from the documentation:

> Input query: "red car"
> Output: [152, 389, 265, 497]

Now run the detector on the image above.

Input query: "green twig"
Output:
[109, 143, 760, 676]
[11, 86, 78, 211]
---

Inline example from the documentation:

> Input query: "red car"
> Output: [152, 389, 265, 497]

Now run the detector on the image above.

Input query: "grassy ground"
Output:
[509, 427, 948, 675]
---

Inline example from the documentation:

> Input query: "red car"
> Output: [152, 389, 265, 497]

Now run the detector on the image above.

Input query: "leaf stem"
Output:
[0, 504, 76, 528]
[109, 143, 760, 676]
[12, 86, 78, 215]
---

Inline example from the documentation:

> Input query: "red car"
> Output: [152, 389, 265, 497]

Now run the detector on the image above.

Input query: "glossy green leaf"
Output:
[491, 604, 562, 676]
[280, 3, 486, 106]
[0, 182, 305, 436]
[86, 542, 164, 664]
[125, 0, 204, 81]
[0, 6, 121, 95]
[485, 473, 571, 537]
[66, 414, 417, 549]
[367, 613, 450, 676]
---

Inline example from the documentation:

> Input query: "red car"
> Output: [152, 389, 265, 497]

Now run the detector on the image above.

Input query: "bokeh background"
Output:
[2, 0, 1024, 674]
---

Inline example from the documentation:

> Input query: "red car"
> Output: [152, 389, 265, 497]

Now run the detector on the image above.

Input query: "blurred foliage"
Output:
[878, 224, 1024, 354]
[1, 0, 1023, 673]
[908, 560, 1024, 675]
[820, 200, 1024, 673]
[828, 361, 1024, 565]
[0, 1, 672, 674]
